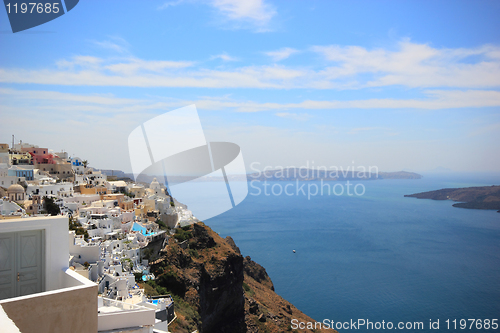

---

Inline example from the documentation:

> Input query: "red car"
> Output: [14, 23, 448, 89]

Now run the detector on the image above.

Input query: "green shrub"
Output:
[43, 196, 60, 216]
[188, 249, 199, 258]
[173, 228, 192, 242]
[156, 219, 169, 230]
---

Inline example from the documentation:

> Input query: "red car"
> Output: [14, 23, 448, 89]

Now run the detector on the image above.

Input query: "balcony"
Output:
[0, 268, 98, 333]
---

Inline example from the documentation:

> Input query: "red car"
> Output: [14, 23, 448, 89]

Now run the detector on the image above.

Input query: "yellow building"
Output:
[128, 185, 146, 198]
[9, 151, 32, 165]
[134, 199, 155, 219]
[79, 184, 108, 195]
[23, 195, 42, 215]
[37, 161, 73, 180]
[101, 193, 134, 210]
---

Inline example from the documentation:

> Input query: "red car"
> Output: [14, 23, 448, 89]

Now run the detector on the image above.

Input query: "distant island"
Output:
[98, 168, 422, 183]
[246, 169, 422, 181]
[405, 185, 500, 212]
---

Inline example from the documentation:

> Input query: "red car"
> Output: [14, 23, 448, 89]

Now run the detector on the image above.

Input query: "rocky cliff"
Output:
[144, 222, 333, 333]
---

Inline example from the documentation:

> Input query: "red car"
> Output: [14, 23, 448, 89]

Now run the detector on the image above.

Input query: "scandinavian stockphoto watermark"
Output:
[290, 318, 499, 330]
[127, 105, 248, 221]
[3, 0, 80, 33]
[248, 161, 379, 199]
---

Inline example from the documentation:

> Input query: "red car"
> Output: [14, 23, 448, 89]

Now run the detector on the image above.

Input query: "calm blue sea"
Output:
[180, 173, 500, 332]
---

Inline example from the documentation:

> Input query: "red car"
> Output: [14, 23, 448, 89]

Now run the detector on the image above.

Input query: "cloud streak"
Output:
[2, 41, 499, 90]
[312, 40, 500, 88]
[211, 0, 277, 31]
[264, 47, 298, 61]
[2, 88, 499, 114]
[275, 112, 312, 121]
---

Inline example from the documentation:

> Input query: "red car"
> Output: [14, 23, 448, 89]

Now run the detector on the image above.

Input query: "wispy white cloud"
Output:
[3, 88, 497, 116]
[210, 0, 276, 31]
[91, 36, 131, 54]
[191, 90, 500, 111]
[157, 0, 276, 31]
[2, 41, 499, 91]
[275, 112, 312, 121]
[264, 47, 299, 61]
[0, 57, 305, 88]
[0, 88, 143, 106]
[311, 40, 500, 88]
[93, 41, 126, 53]
[56, 55, 102, 69]
[105, 58, 195, 75]
[157, 0, 185, 10]
[210, 53, 238, 61]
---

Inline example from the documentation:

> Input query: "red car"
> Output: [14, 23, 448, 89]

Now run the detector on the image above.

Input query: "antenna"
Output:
[12, 135, 14, 149]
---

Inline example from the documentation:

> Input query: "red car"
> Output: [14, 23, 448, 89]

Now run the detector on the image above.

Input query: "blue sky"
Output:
[0, 0, 499, 173]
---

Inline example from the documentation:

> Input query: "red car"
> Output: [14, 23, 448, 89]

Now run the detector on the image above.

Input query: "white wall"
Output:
[0, 199, 24, 215]
[0, 172, 18, 187]
[97, 297, 155, 332]
[26, 183, 74, 197]
[69, 232, 100, 264]
[0, 216, 69, 292]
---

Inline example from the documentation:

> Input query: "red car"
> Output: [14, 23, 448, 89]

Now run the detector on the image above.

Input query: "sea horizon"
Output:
[190, 173, 500, 330]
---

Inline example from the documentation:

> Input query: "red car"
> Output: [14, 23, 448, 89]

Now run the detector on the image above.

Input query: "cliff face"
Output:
[147, 222, 333, 333]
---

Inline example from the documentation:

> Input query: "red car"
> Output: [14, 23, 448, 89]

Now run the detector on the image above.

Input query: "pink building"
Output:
[22, 147, 55, 164]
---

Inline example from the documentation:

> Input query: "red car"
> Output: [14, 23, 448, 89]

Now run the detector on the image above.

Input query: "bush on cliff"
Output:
[174, 227, 193, 242]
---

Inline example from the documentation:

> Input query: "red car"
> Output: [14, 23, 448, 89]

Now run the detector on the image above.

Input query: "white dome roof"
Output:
[150, 177, 161, 190]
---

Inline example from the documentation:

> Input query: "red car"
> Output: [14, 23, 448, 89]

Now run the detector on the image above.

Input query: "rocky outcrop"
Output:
[148, 223, 333, 333]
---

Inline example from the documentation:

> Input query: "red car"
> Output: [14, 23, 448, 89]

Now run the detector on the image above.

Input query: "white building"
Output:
[64, 193, 101, 210]
[27, 181, 74, 198]
[149, 178, 163, 196]
[69, 231, 100, 265]
[0, 144, 9, 165]
[0, 163, 18, 187]
[0, 198, 25, 216]
[98, 297, 156, 332]
[71, 156, 85, 175]
[54, 151, 69, 160]
[108, 180, 128, 193]
[86, 170, 107, 186]
[0, 216, 98, 332]
[13, 142, 37, 150]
